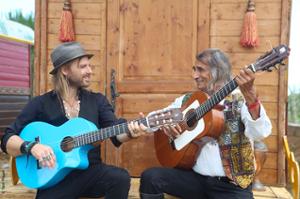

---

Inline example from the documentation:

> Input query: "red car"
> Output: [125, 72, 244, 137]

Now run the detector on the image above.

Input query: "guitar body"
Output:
[16, 118, 96, 189]
[154, 91, 224, 169]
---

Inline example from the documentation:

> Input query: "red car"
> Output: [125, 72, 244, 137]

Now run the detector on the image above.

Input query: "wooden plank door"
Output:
[105, 0, 210, 176]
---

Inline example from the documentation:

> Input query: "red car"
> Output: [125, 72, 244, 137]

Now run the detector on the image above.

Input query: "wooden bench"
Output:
[0, 154, 294, 199]
[0, 174, 293, 199]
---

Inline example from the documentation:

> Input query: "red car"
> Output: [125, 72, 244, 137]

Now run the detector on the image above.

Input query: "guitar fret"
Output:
[122, 124, 126, 135]
[99, 130, 103, 141]
[77, 135, 81, 146]
[87, 132, 91, 143]
[111, 126, 115, 137]
[92, 131, 96, 142]
[82, 134, 86, 145]
[195, 79, 240, 120]
[84, 134, 88, 145]
[80, 134, 84, 146]
[118, 124, 122, 135]
[70, 116, 158, 149]
[103, 128, 108, 140]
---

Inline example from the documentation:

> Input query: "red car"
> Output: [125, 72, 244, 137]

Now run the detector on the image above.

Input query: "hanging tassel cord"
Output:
[59, 0, 75, 42]
[240, 0, 259, 48]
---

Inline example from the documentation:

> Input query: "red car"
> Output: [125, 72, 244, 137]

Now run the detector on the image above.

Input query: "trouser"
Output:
[140, 167, 253, 199]
[36, 163, 130, 199]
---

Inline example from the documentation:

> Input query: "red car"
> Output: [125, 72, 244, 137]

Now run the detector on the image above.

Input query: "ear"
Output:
[61, 66, 69, 76]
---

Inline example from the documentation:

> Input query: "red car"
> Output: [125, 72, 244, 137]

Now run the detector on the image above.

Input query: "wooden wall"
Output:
[34, 0, 107, 96]
[34, 0, 290, 186]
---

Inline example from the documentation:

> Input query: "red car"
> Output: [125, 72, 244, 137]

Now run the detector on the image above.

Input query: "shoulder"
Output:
[167, 93, 188, 109]
[80, 89, 109, 104]
[29, 90, 54, 104]
[80, 89, 105, 98]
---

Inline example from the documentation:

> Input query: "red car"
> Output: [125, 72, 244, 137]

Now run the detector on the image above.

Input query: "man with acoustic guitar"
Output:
[140, 48, 272, 199]
[0, 42, 149, 199]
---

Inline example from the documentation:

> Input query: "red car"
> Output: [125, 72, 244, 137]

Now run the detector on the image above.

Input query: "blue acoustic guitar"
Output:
[16, 108, 182, 189]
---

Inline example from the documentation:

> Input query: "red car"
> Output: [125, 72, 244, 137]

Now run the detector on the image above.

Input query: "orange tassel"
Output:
[240, 0, 259, 48]
[59, 0, 75, 42]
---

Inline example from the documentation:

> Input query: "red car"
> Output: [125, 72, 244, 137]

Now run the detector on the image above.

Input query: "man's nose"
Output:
[87, 65, 93, 74]
[193, 71, 200, 79]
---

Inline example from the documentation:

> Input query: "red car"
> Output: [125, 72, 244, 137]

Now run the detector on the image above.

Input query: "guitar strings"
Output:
[184, 78, 237, 124]
[33, 109, 184, 148]
[34, 117, 146, 147]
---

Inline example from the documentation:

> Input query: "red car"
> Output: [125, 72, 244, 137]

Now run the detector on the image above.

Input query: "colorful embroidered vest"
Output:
[218, 93, 255, 188]
[181, 92, 255, 188]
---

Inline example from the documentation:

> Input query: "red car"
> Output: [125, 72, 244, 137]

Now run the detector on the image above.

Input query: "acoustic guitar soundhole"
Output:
[61, 136, 75, 152]
[185, 109, 198, 130]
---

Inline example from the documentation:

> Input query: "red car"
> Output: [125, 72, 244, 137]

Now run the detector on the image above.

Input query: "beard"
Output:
[67, 75, 91, 88]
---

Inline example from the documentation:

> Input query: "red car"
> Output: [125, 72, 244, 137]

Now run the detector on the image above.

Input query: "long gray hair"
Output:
[196, 48, 232, 93]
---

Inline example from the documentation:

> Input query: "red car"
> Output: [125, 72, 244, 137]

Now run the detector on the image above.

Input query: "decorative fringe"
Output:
[240, 0, 259, 48]
[59, 0, 75, 42]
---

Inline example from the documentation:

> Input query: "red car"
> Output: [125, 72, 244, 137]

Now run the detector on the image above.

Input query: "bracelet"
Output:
[20, 141, 38, 155]
[246, 98, 260, 110]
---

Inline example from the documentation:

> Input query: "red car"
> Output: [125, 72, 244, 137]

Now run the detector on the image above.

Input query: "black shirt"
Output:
[0, 89, 125, 164]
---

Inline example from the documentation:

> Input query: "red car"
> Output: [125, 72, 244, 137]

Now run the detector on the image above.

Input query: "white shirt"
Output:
[165, 94, 272, 177]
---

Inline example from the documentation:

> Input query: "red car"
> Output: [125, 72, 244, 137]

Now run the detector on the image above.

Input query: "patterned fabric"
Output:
[218, 93, 255, 188]
[181, 92, 255, 188]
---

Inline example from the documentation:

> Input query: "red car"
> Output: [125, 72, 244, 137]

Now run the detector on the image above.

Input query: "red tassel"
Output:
[59, 0, 75, 42]
[240, 0, 259, 48]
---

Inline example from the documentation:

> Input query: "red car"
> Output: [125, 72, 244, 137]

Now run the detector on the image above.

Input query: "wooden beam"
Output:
[277, 0, 292, 186]
[34, 0, 48, 96]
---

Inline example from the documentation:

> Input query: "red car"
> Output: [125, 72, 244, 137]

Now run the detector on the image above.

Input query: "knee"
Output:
[140, 167, 162, 187]
[116, 168, 130, 186]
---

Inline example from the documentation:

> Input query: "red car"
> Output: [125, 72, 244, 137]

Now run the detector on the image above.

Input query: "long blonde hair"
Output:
[51, 62, 73, 100]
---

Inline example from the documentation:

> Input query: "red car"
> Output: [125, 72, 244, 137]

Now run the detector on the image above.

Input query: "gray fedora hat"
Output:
[50, 42, 93, 75]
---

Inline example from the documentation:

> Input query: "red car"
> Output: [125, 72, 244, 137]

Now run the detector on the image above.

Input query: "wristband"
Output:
[20, 141, 38, 155]
[246, 98, 260, 110]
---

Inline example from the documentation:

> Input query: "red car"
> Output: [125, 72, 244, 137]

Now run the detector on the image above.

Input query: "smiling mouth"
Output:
[83, 77, 91, 83]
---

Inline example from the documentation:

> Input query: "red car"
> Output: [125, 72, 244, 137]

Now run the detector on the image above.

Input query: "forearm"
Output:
[242, 88, 260, 120]
[5, 135, 24, 157]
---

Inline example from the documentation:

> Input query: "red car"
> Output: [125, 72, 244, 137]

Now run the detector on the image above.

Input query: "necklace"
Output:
[63, 99, 80, 119]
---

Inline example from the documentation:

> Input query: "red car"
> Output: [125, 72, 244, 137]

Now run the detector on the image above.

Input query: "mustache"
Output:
[83, 74, 91, 78]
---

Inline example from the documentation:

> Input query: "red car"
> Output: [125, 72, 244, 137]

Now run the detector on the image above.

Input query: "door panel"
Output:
[106, 0, 209, 176]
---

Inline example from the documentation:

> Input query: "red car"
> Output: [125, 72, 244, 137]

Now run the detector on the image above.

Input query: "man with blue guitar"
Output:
[139, 46, 289, 199]
[0, 42, 150, 199]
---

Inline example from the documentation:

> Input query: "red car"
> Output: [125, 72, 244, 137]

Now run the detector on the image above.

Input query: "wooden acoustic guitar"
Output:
[154, 44, 290, 169]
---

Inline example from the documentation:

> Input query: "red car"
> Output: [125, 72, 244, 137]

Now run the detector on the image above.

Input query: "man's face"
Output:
[192, 60, 212, 92]
[64, 57, 93, 88]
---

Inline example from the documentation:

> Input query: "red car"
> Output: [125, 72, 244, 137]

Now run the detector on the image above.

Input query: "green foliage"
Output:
[8, 10, 34, 30]
[288, 91, 300, 124]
